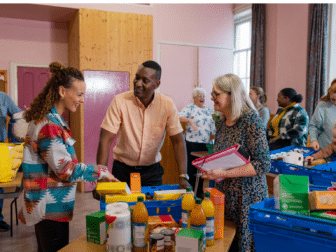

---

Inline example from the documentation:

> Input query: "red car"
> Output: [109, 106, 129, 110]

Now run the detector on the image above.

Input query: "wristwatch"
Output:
[179, 174, 189, 181]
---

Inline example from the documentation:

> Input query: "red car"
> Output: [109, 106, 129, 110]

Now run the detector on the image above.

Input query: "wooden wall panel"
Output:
[68, 8, 153, 191]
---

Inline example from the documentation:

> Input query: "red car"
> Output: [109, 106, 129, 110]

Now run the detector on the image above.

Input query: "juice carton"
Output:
[148, 215, 179, 233]
[86, 210, 106, 245]
[274, 174, 309, 215]
[130, 173, 141, 193]
[204, 188, 225, 239]
[176, 229, 203, 252]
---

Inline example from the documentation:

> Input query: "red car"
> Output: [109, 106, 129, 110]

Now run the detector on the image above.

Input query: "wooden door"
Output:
[83, 70, 129, 192]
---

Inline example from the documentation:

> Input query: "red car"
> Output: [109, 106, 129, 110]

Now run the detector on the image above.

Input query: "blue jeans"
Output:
[0, 187, 4, 221]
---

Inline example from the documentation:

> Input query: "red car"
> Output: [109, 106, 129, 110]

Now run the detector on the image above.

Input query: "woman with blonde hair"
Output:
[309, 79, 336, 150]
[249, 86, 270, 127]
[202, 74, 271, 252]
[18, 62, 118, 252]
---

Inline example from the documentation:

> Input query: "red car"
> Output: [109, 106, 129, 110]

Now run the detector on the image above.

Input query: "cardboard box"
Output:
[176, 229, 203, 252]
[130, 173, 141, 193]
[274, 174, 309, 215]
[105, 193, 146, 203]
[148, 215, 179, 233]
[154, 189, 187, 201]
[86, 211, 106, 245]
[310, 210, 336, 220]
[204, 188, 225, 239]
[96, 182, 131, 196]
[309, 191, 336, 210]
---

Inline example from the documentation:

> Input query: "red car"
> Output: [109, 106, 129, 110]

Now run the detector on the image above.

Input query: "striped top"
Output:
[18, 107, 109, 226]
[309, 100, 336, 149]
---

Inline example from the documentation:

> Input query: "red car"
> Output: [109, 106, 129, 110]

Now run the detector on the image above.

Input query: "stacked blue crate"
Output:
[249, 197, 336, 252]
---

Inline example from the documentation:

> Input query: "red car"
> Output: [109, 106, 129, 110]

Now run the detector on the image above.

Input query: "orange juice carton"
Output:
[86, 210, 106, 245]
[130, 173, 141, 193]
[274, 174, 309, 215]
[176, 229, 203, 252]
[204, 188, 225, 239]
[309, 191, 336, 210]
[96, 182, 131, 196]
[105, 193, 146, 204]
[154, 189, 187, 201]
[148, 215, 179, 233]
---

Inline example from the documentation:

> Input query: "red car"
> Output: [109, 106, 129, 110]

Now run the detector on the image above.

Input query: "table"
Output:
[59, 220, 236, 252]
[0, 172, 23, 236]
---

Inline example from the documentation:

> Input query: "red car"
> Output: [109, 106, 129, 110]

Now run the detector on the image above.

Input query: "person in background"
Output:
[18, 62, 118, 252]
[309, 79, 336, 151]
[0, 91, 23, 232]
[96, 61, 191, 189]
[267, 88, 309, 151]
[201, 74, 271, 252]
[305, 123, 336, 162]
[249, 86, 270, 128]
[179, 87, 215, 198]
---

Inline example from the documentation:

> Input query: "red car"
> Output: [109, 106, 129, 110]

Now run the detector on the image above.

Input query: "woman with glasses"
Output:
[202, 74, 271, 252]
[179, 87, 216, 198]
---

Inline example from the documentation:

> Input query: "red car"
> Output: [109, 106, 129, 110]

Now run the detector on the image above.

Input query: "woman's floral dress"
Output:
[214, 109, 271, 252]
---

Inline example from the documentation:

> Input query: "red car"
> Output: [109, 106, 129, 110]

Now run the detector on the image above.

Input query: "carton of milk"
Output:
[274, 174, 309, 215]
[86, 211, 106, 245]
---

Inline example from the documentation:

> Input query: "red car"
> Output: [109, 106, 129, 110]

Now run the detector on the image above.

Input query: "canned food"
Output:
[149, 233, 165, 252]
[160, 229, 175, 252]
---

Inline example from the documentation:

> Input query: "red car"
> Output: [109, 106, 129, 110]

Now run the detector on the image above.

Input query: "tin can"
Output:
[149, 233, 164, 252]
[160, 229, 175, 252]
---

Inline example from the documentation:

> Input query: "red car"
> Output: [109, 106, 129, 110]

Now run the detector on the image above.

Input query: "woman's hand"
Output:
[99, 171, 120, 182]
[189, 119, 198, 131]
[304, 156, 315, 162]
[309, 140, 319, 151]
[201, 169, 226, 181]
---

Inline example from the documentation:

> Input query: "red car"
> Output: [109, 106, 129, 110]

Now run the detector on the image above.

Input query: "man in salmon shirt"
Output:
[96, 61, 191, 189]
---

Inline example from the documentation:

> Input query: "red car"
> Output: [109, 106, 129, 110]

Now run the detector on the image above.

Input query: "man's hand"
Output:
[304, 156, 315, 162]
[179, 178, 191, 189]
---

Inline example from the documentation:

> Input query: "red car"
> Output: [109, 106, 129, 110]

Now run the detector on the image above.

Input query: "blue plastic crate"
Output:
[249, 222, 336, 252]
[249, 198, 336, 241]
[100, 184, 182, 223]
[309, 184, 330, 191]
[270, 145, 316, 174]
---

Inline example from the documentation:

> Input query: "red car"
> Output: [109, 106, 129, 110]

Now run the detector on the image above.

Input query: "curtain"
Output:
[306, 4, 329, 117]
[250, 4, 266, 89]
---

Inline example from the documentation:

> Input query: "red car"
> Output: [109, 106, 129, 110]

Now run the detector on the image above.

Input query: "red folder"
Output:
[191, 144, 250, 173]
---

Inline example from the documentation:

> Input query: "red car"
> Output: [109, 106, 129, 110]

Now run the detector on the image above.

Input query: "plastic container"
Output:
[132, 196, 149, 252]
[201, 191, 215, 247]
[181, 187, 195, 228]
[190, 198, 206, 251]
[249, 197, 336, 252]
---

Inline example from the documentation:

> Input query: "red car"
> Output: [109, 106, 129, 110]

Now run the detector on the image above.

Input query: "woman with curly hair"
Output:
[18, 62, 118, 252]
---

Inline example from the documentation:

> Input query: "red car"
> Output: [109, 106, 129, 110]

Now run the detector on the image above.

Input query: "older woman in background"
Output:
[201, 74, 271, 252]
[309, 79, 336, 151]
[267, 88, 309, 151]
[249, 86, 270, 128]
[179, 87, 216, 197]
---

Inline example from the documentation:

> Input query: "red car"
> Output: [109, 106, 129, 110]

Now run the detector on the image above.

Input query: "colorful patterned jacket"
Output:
[267, 104, 309, 147]
[18, 107, 108, 226]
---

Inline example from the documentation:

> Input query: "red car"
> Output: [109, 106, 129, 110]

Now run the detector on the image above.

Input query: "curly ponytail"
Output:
[24, 62, 84, 122]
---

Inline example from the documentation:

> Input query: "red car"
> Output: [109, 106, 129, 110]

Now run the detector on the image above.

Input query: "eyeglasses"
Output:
[211, 91, 225, 98]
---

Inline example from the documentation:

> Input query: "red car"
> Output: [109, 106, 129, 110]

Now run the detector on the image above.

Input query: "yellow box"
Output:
[105, 193, 146, 203]
[309, 191, 336, 210]
[154, 189, 187, 201]
[96, 182, 131, 196]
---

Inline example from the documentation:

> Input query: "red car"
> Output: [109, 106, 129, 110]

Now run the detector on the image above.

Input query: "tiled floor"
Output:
[0, 191, 101, 252]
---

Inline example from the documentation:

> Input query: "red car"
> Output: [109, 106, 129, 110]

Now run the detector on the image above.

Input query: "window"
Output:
[233, 8, 252, 91]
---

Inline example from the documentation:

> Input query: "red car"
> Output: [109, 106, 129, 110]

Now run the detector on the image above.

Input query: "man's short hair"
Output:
[142, 60, 162, 80]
